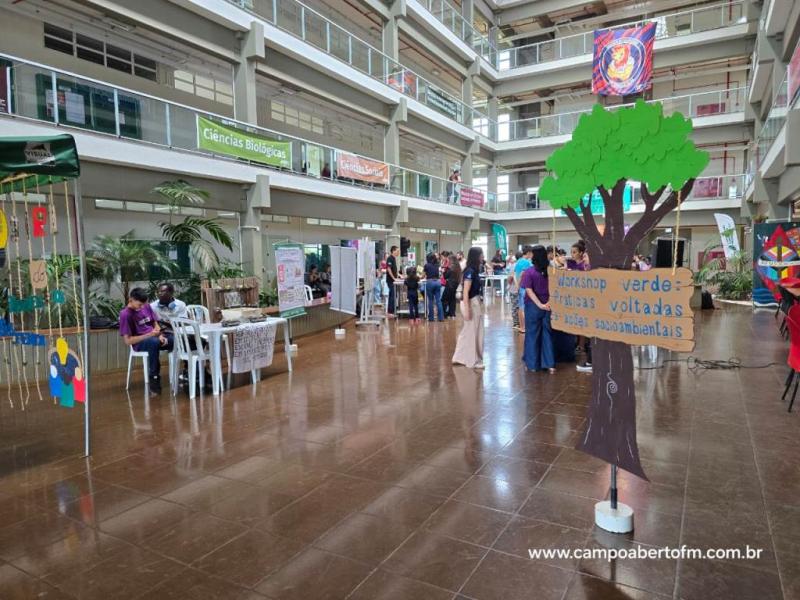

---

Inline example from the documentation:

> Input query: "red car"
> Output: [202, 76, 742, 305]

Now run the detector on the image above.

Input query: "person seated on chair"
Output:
[120, 287, 173, 395]
[151, 282, 209, 386]
[491, 250, 507, 275]
[318, 264, 332, 294]
[305, 265, 326, 298]
[150, 282, 187, 332]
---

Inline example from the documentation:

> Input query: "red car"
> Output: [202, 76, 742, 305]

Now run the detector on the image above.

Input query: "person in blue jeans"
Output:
[520, 246, 555, 373]
[423, 253, 444, 321]
[119, 287, 173, 394]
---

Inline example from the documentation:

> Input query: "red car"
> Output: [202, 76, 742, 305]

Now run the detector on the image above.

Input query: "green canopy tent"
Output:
[0, 134, 92, 458]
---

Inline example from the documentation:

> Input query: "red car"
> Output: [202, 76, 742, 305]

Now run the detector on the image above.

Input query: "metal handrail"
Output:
[2, 55, 492, 210]
[226, 0, 492, 134]
[500, 0, 747, 70]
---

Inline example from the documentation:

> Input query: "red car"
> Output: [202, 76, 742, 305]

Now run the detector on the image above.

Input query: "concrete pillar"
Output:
[233, 21, 265, 124]
[241, 174, 270, 281]
[488, 164, 498, 195]
[461, 137, 480, 186]
[383, 0, 406, 61]
[463, 212, 480, 252]
[385, 98, 407, 165]
[487, 96, 498, 140]
[754, 173, 782, 220]
[463, 59, 480, 108]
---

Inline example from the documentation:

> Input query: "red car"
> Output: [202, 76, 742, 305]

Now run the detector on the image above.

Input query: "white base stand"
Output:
[289, 344, 298, 353]
[594, 501, 634, 533]
[334, 328, 346, 338]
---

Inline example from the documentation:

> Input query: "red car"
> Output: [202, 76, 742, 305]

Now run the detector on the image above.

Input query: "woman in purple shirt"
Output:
[520, 246, 555, 373]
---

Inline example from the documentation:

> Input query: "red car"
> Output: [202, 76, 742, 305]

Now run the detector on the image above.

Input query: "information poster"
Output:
[197, 116, 292, 168]
[307, 144, 323, 177]
[548, 267, 695, 352]
[426, 86, 459, 120]
[274, 242, 307, 318]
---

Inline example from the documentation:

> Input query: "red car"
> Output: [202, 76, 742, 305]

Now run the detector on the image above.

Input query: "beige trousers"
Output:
[452, 296, 485, 368]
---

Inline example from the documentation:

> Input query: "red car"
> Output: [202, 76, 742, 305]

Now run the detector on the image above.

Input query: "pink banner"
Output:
[0, 67, 8, 114]
[459, 187, 485, 208]
[790, 41, 800, 105]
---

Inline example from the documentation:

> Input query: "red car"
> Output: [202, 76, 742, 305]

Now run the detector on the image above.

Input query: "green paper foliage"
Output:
[539, 100, 710, 210]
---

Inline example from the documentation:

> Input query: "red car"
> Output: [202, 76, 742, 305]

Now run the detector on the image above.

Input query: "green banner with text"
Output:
[196, 115, 292, 169]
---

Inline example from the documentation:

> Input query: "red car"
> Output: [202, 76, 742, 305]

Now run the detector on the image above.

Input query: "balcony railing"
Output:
[418, 0, 497, 65]
[499, 1, 747, 70]
[495, 174, 746, 213]
[503, 87, 747, 141]
[754, 40, 800, 169]
[1, 56, 495, 212]
[227, 0, 491, 137]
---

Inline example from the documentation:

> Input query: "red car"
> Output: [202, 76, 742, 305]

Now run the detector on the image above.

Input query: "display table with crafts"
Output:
[200, 317, 292, 395]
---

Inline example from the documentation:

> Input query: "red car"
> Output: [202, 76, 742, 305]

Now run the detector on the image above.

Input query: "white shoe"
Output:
[576, 363, 592, 372]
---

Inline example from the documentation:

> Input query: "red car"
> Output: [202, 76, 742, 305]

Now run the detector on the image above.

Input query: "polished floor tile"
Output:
[0, 304, 797, 598]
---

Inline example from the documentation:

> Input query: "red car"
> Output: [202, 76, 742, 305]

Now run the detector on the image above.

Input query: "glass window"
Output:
[94, 198, 125, 210]
[44, 23, 74, 55]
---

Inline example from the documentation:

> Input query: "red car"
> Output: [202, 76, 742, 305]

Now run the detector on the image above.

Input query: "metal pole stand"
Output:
[594, 465, 634, 533]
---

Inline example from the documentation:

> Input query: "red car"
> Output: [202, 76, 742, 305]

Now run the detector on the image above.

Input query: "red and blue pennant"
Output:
[592, 22, 656, 96]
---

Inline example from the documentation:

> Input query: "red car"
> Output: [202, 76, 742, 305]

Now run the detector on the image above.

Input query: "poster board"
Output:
[330, 245, 358, 315]
[274, 242, 307, 318]
[548, 267, 695, 352]
[753, 222, 800, 306]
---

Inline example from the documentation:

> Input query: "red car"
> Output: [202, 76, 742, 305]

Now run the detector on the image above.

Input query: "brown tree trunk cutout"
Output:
[564, 177, 696, 481]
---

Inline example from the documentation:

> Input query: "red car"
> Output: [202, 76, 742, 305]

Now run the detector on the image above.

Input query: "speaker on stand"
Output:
[653, 237, 686, 268]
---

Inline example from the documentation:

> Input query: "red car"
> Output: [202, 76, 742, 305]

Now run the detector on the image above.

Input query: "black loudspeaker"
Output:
[400, 237, 411, 257]
[654, 238, 685, 268]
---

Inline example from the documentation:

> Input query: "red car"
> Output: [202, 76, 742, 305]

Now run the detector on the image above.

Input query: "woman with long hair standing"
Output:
[452, 247, 485, 369]
[521, 246, 555, 373]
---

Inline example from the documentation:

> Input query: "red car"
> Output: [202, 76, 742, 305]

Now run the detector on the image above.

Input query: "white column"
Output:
[241, 174, 270, 282]
[233, 21, 265, 124]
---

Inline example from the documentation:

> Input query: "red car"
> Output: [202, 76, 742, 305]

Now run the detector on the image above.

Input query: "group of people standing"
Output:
[507, 240, 593, 374]
[384, 246, 464, 323]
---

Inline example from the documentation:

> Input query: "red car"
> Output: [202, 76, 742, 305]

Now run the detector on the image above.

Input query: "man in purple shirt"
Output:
[119, 287, 173, 394]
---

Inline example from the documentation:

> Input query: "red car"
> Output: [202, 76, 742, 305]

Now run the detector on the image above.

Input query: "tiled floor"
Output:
[0, 300, 798, 599]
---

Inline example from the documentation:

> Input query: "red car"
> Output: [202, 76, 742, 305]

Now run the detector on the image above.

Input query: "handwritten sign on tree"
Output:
[538, 100, 709, 480]
[549, 267, 695, 352]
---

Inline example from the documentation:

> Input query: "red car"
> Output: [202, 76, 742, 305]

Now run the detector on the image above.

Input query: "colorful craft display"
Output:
[31, 206, 47, 237]
[0, 133, 84, 412]
[48, 338, 85, 407]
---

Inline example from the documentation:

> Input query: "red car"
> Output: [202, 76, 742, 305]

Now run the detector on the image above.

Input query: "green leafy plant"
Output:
[87, 232, 176, 300]
[538, 99, 709, 481]
[259, 278, 279, 307]
[695, 239, 752, 301]
[152, 180, 234, 272]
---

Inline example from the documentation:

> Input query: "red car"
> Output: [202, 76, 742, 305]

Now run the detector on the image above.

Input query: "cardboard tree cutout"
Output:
[539, 100, 708, 480]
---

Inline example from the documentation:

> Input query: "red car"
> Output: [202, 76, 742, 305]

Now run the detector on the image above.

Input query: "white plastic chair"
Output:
[125, 344, 175, 394]
[304, 285, 314, 305]
[170, 317, 213, 399]
[186, 304, 231, 376]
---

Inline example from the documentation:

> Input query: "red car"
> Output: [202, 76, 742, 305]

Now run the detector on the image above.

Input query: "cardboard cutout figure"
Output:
[539, 100, 709, 480]
[49, 337, 83, 407]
